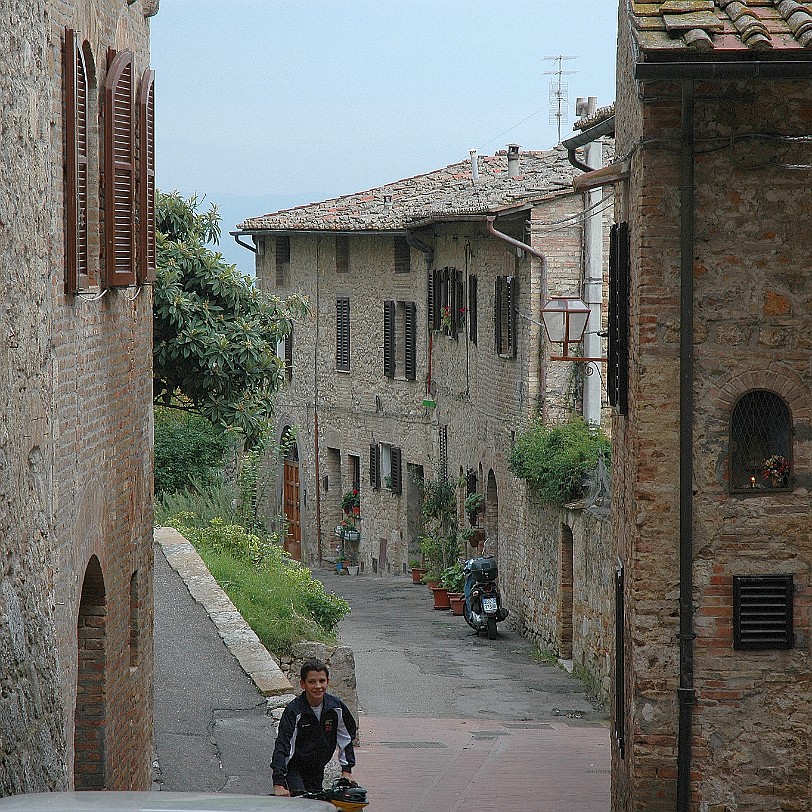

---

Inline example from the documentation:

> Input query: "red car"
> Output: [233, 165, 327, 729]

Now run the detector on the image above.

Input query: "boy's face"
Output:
[300, 669, 329, 707]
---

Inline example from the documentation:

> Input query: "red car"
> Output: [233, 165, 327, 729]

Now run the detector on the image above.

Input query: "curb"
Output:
[154, 526, 293, 697]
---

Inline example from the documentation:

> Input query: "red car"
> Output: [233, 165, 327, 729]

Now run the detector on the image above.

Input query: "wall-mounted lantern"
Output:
[541, 294, 606, 362]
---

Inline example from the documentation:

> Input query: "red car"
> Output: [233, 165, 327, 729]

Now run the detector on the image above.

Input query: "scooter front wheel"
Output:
[486, 616, 497, 639]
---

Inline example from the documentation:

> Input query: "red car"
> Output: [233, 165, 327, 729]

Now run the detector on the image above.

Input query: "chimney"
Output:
[469, 149, 479, 181]
[507, 144, 520, 178]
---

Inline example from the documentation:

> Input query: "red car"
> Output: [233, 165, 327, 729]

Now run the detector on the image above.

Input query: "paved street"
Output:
[154, 546, 610, 810]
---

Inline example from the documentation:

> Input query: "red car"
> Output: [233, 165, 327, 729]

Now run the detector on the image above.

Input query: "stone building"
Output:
[0, 0, 158, 794]
[236, 145, 615, 699]
[601, 2, 812, 809]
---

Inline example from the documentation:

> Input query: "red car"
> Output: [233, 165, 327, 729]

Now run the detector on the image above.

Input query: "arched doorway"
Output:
[485, 469, 499, 558]
[74, 556, 107, 789]
[281, 427, 301, 560]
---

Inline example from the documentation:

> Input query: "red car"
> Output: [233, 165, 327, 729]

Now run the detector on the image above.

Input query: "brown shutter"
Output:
[104, 49, 136, 287]
[64, 29, 90, 293]
[285, 327, 293, 381]
[336, 297, 350, 371]
[468, 274, 478, 344]
[404, 301, 417, 381]
[369, 444, 380, 489]
[494, 277, 503, 353]
[608, 222, 629, 416]
[390, 447, 403, 494]
[450, 268, 459, 338]
[508, 275, 518, 357]
[383, 300, 395, 378]
[428, 269, 441, 331]
[138, 68, 156, 284]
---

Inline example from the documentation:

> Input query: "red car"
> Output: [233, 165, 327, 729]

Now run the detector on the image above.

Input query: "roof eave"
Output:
[635, 58, 812, 82]
[231, 227, 408, 238]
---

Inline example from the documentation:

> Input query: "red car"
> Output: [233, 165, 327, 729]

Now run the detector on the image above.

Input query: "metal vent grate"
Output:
[733, 574, 794, 650]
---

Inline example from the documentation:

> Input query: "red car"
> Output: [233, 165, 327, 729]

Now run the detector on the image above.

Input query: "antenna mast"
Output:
[543, 55, 576, 143]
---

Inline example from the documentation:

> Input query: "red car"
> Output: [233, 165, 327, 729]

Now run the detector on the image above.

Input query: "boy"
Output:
[272, 658, 357, 796]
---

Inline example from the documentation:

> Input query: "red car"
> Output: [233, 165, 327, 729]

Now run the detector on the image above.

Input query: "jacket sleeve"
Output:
[271, 704, 298, 786]
[335, 701, 358, 772]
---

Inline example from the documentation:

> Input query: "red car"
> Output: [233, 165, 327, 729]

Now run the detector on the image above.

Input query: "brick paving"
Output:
[355, 715, 610, 812]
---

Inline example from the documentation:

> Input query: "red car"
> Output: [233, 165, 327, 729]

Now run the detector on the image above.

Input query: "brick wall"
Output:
[614, 11, 812, 810]
[0, 0, 156, 794]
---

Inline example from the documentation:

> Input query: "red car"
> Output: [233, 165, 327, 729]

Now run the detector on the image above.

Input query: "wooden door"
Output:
[283, 458, 301, 560]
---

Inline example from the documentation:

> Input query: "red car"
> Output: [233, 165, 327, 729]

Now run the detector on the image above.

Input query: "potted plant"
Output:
[761, 454, 789, 489]
[464, 492, 485, 527]
[339, 515, 360, 542]
[335, 555, 347, 574]
[409, 558, 426, 584]
[346, 549, 360, 576]
[342, 489, 361, 516]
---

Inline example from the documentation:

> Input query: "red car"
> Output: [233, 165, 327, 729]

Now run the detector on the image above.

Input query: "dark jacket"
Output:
[271, 692, 357, 788]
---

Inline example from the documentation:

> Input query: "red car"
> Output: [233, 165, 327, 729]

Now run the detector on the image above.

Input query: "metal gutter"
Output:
[676, 78, 696, 812]
[636, 59, 812, 82]
[231, 228, 407, 238]
[232, 233, 257, 254]
[561, 116, 616, 173]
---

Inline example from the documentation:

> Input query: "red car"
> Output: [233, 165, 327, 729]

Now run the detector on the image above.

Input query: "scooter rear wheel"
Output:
[486, 616, 497, 639]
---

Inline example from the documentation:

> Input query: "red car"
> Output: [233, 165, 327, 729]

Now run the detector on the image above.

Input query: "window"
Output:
[137, 68, 156, 284]
[336, 235, 349, 274]
[730, 390, 792, 492]
[350, 454, 361, 492]
[275, 328, 293, 381]
[608, 223, 629, 415]
[336, 297, 350, 371]
[428, 267, 464, 337]
[104, 48, 136, 287]
[370, 443, 402, 492]
[276, 236, 290, 286]
[394, 236, 410, 274]
[495, 275, 517, 357]
[383, 300, 417, 380]
[64, 29, 91, 292]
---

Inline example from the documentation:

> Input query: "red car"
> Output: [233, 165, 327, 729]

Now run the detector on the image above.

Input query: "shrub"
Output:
[154, 405, 232, 495]
[509, 417, 611, 505]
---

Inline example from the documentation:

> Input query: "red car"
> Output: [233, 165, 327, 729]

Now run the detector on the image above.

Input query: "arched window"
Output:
[730, 390, 792, 492]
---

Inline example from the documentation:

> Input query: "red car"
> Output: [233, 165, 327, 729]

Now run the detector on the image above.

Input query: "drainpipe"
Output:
[677, 78, 696, 812]
[485, 216, 546, 417]
[314, 237, 323, 565]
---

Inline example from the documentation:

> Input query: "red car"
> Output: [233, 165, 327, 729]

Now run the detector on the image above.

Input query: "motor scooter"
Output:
[301, 777, 369, 812]
[463, 555, 508, 639]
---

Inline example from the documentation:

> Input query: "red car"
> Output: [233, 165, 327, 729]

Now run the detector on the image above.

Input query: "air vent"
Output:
[733, 575, 794, 650]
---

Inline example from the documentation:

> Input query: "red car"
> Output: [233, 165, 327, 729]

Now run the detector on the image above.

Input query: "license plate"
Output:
[482, 597, 498, 613]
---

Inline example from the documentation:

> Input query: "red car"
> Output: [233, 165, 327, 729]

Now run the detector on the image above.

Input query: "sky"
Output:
[150, 1, 619, 275]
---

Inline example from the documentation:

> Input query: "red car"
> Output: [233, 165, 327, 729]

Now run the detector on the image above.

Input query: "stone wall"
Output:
[614, 11, 812, 810]
[0, 0, 156, 794]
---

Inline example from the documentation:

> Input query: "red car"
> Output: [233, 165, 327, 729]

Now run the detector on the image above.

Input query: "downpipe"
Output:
[677, 78, 697, 812]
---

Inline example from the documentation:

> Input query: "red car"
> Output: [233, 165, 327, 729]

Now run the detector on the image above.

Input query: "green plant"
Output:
[153, 405, 233, 496]
[464, 492, 485, 513]
[341, 489, 360, 512]
[408, 559, 423, 569]
[441, 561, 465, 593]
[508, 417, 611, 505]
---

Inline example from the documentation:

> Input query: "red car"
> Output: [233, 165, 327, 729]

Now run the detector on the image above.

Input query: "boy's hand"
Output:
[273, 784, 290, 796]
[341, 771, 353, 778]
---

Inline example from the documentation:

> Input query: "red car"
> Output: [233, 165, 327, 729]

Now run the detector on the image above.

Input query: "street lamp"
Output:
[541, 294, 606, 362]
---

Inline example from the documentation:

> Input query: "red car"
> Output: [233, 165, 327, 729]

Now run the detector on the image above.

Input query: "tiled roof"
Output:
[237, 148, 578, 233]
[630, 0, 812, 53]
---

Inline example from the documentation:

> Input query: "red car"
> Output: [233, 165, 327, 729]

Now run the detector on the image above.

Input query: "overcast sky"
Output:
[150, 1, 619, 273]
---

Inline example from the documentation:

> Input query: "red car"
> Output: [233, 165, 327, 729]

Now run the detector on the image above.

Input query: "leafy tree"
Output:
[153, 191, 308, 446]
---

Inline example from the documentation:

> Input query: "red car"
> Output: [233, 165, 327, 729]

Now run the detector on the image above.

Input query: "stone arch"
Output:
[485, 469, 499, 558]
[74, 556, 107, 790]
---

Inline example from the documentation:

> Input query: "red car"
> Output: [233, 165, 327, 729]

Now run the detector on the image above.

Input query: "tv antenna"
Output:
[543, 55, 576, 143]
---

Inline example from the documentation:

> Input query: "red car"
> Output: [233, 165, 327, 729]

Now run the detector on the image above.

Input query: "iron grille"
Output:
[733, 574, 794, 650]
[730, 390, 792, 492]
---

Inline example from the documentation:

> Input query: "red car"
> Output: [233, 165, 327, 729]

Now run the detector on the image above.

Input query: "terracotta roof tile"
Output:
[628, 0, 812, 52]
[238, 148, 578, 233]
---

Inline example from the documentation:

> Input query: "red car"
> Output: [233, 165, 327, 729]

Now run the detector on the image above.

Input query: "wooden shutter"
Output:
[390, 447, 403, 494]
[336, 297, 350, 371]
[428, 269, 441, 331]
[495, 277, 503, 353]
[608, 222, 630, 415]
[284, 327, 293, 381]
[468, 274, 478, 344]
[64, 29, 90, 293]
[450, 268, 460, 338]
[394, 236, 410, 273]
[404, 301, 417, 381]
[137, 68, 156, 284]
[104, 49, 135, 287]
[383, 300, 395, 378]
[508, 275, 518, 357]
[369, 444, 380, 488]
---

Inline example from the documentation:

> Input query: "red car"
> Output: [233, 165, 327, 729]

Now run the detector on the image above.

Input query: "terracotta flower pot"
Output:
[431, 586, 451, 610]
[448, 593, 465, 616]
[411, 567, 426, 584]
